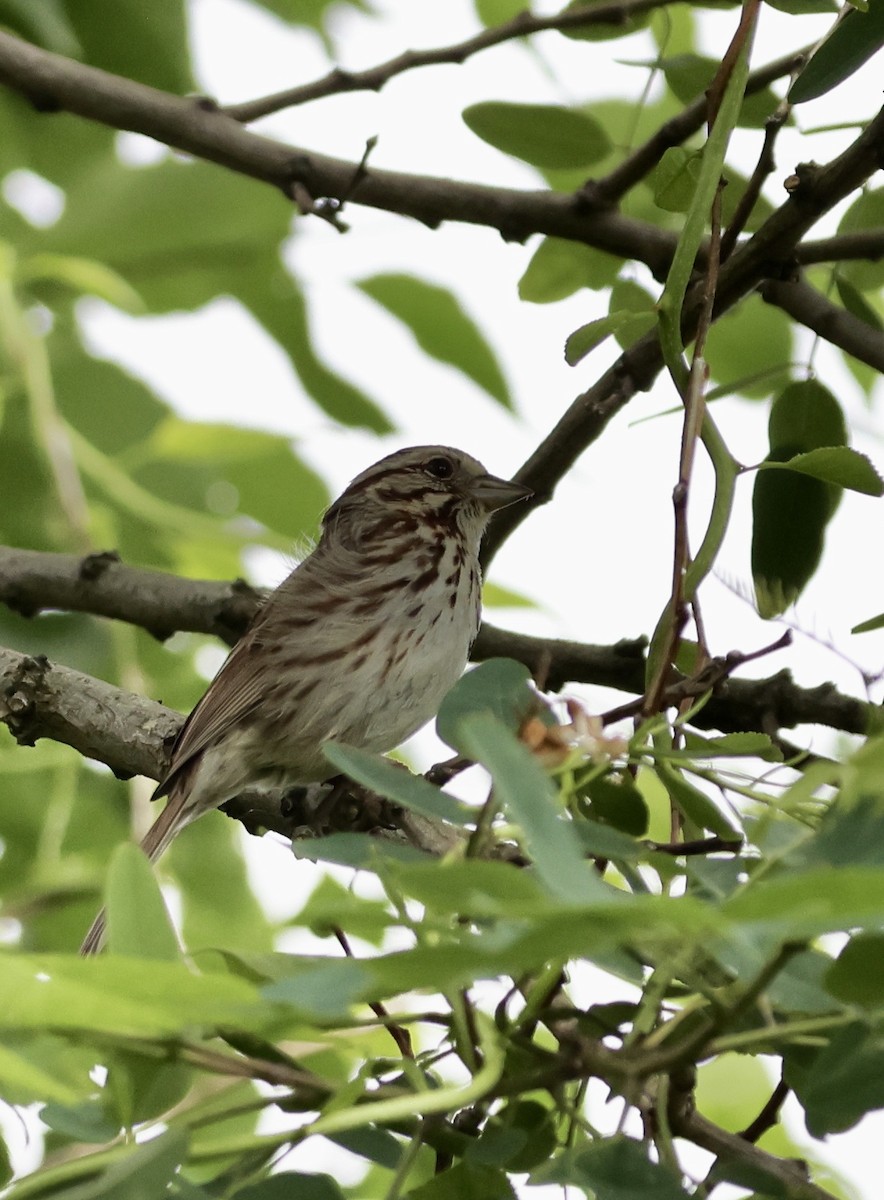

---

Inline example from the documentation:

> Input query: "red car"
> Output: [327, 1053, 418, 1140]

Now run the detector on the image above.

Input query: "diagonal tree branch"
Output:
[760, 274, 884, 370]
[485, 105, 884, 559]
[581, 48, 807, 208]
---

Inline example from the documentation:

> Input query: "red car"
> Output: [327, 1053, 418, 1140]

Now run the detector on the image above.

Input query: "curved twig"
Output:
[224, 0, 671, 122]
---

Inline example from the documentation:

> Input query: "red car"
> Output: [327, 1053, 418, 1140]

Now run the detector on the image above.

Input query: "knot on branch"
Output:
[215, 577, 263, 644]
[78, 549, 120, 582]
[783, 160, 823, 204]
[1, 653, 50, 746]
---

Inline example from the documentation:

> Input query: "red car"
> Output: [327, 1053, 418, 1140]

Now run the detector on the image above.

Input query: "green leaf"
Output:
[436, 659, 539, 752]
[41, 1098, 120, 1144]
[751, 380, 848, 616]
[408, 1161, 517, 1199]
[678, 731, 783, 761]
[462, 102, 611, 169]
[0, 955, 263, 1036]
[454, 712, 609, 903]
[52, 336, 168, 456]
[705, 294, 792, 400]
[389, 859, 551, 918]
[518, 237, 620, 302]
[0, 0, 81, 56]
[233, 1172, 347, 1199]
[34, 157, 389, 431]
[836, 275, 884, 329]
[474, 0, 524, 23]
[105, 1047, 193, 1128]
[583, 774, 649, 837]
[0, 1036, 92, 1105]
[656, 762, 740, 839]
[144, 417, 330, 541]
[18, 253, 143, 311]
[661, 54, 780, 126]
[652, 146, 703, 213]
[565, 313, 638, 365]
[247, 0, 370, 47]
[724, 867, 884, 937]
[608, 279, 658, 349]
[322, 742, 473, 827]
[263, 957, 371, 1019]
[789, 0, 884, 103]
[788, 1023, 884, 1135]
[105, 843, 180, 961]
[357, 274, 510, 407]
[533, 1135, 688, 1198]
[557, 2, 650, 41]
[853, 611, 884, 634]
[64, 0, 194, 93]
[58, 1127, 188, 1200]
[293, 875, 392, 944]
[790, 794, 884, 870]
[825, 933, 884, 1006]
[573, 820, 643, 861]
[293, 832, 431, 869]
[761, 446, 884, 495]
[838, 189, 884, 290]
[482, 581, 535, 608]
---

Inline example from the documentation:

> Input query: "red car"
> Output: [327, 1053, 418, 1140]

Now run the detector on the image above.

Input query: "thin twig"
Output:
[334, 927, 413, 1058]
[222, 0, 673, 122]
[579, 48, 808, 207]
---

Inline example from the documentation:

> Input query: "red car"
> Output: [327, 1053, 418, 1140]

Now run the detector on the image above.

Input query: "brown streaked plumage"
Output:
[80, 446, 531, 954]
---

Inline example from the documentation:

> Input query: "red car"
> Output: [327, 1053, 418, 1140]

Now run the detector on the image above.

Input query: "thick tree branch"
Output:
[0, 549, 875, 740]
[0, 546, 262, 645]
[0, 31, 677, 276]
[672, 1109, 836, 1200]
[224, 0, 670, 121]
[0, 644, 177, 780]
[760, 274, 884, 370]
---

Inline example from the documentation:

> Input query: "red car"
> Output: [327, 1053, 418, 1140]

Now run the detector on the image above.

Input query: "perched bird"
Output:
[81, 445, 531, 953]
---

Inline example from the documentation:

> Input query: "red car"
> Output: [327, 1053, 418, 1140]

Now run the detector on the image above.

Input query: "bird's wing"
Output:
[153, 631, 269, 799]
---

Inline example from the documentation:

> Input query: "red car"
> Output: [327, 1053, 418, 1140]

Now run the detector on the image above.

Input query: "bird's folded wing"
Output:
[152, 635, 267, 799]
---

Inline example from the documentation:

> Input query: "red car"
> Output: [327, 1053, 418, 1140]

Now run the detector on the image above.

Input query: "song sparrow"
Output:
[81, 446, 531, 953]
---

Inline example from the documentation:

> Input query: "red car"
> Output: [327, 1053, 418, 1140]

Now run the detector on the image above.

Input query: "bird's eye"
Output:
[425, 456, 454, 480]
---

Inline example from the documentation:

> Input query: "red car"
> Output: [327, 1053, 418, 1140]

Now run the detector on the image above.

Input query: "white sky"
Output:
[6, 0, 884, 1193]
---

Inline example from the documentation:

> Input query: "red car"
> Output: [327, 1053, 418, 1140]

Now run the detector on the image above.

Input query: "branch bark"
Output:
[760, 274, 884, 371]
[0, 548, 875, 752]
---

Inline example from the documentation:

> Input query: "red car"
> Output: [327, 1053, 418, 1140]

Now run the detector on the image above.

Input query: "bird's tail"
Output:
[79, 788, 191, 956]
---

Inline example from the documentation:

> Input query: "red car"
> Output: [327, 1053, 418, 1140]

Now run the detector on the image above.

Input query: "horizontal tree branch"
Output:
[0, 548, 874, 739]
[0, 644, 177, 780]
[0, 644, 462, 857]
[760, 274, 884, 371]
[796, 229, 884, 266]
[224, 0, 670, 121]
[0, 546, 262, 645]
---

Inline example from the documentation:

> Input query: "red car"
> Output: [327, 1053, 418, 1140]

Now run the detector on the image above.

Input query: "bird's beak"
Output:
[470, 473, 534, 513]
